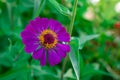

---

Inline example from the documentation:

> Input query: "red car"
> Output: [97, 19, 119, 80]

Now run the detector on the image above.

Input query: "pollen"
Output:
[39, 29, 58, 49]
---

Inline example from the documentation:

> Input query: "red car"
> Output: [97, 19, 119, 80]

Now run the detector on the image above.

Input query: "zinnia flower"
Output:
[21, 17, 70, 66]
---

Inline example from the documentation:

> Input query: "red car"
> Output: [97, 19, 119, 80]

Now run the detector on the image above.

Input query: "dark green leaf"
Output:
[0, 65, 31, 80]
[81, 63, 111, 80]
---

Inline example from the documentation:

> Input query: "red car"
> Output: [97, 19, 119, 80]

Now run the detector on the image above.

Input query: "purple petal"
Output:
[58, 32, 70, 42]
[21, 30, 36, 39]
[34, 17, 49, 31]
[57, 27, 66, 34]
[21, 29, 39, 53]
[48, 49, 61, 66]
[25, 24, 38, 35]
[40, 18, 49, 30]
[26, 17, 49, 34]
[22, 38, 39, 45]
[21, 30, 39, 46]
[39, 50, 46, 66]
[49, 19, 63, 32]
[29, 17, 43, 33]
[24, 44, 39, 53]
[29, 21, 41, 33]
[32, 47, 44, 60]
[55, 46, 67, 58]
[56, 44, 70, 53]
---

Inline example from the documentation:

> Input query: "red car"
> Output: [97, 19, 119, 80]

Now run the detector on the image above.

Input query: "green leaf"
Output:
[8, 38, 12, 52]
[69, 37, 80, 80]
[32, 65, 59, 79]
[64, 68, 76, 79]
[79, 34, 99, 49]
[80, 53, 84, 73]
[33, 0, 46, 18]
[81, 63, 111, 80]
[6, 0, 16, 3]
[0, 65, 31, 80]
[48, 0, 71, 16]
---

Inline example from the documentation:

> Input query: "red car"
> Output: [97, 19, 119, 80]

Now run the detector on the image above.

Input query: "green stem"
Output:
[7, 3, 14, 31]
[60, 55, 69, 80]
[60, 0, 78, 80]
[68, 0, 78, 35]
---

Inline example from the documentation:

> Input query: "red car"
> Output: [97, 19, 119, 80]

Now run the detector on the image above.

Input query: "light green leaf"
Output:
[48, 0, 71, 16]
[69, 37, 80, 80]
[79, 34, 99, 49]
[64, 68, 76, 79]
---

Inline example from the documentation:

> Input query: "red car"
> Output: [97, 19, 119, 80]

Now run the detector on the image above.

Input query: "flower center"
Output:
[44, 34, 55, 44]
[39, 29, 58, 49]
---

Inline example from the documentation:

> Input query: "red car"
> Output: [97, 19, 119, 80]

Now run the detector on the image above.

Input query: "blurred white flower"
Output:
[88, 0, 100, 5]
[115, 2, 120, 13]
[84, 7, 95, 21]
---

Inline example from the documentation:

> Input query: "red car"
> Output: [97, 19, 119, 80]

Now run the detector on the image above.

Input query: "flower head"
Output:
[21, 17, 70, 66]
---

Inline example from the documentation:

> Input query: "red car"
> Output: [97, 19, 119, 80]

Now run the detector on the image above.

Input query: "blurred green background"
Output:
[0, 0, 120, 80]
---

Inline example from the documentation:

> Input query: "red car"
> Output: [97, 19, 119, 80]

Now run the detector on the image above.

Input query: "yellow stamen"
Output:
[39, 29, 58, 49]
